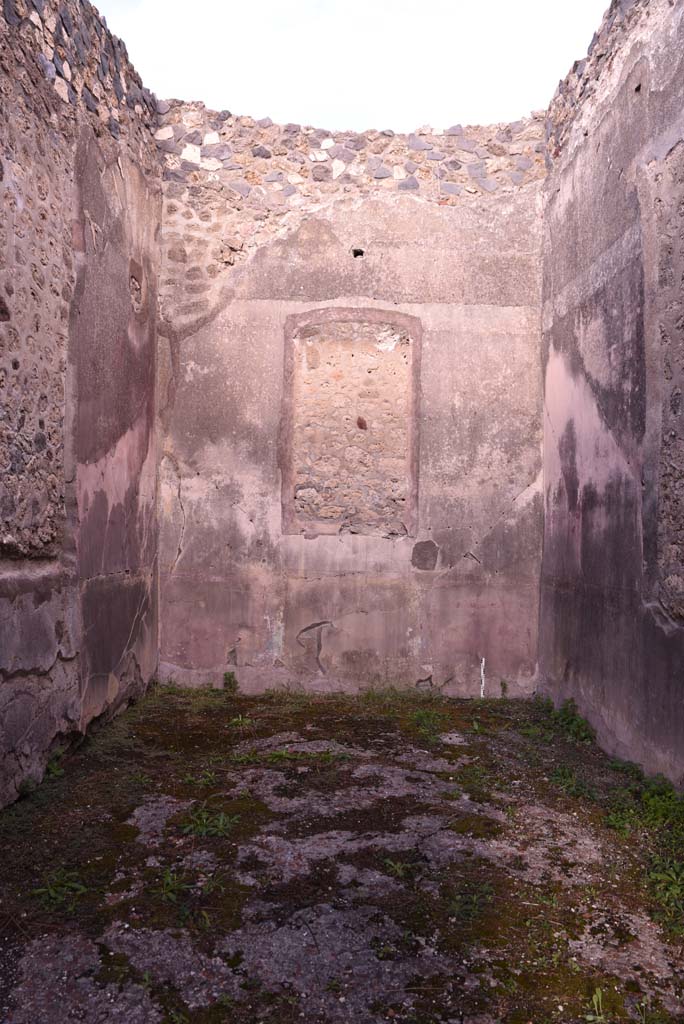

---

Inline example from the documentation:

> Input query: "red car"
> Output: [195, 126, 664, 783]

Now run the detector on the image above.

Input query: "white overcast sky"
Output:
[95, 0, 609, 131]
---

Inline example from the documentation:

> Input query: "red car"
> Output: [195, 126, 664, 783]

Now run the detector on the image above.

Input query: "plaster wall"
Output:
[0, 0, 161, 804]
[541, 0, 684, 782]
[158, 168, 545, 695]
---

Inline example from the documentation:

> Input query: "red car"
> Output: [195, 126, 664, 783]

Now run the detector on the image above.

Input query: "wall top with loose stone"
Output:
[2, 0, 159, 171]
[546, 0, 649, 161]
[156, 101, 547, 331]
[157, 100, 547, 206]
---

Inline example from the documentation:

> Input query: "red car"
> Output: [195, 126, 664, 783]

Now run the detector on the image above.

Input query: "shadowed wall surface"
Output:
[541, 0, 684, 782]
[0, 0, 161, 805]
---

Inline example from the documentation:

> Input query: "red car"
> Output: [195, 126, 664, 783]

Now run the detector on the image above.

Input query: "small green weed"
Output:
[45, 749, 65, 778]
[647, 857, 684, 931]
[384, 858, 415, 880]
[550, 765, 596, 800]
[227, 715, 255, 730]
[32, 868, 87, 912]
[181, 769, 218, 787]
[519, 723, 554, 743]
[154, 868, 191, 904]
[227, 751, 259, 765]
[409, 707, 446, 743]
[222, 671, 239, 694]
[584, 987, 606, 1022]
[447, 881, 494, 924]
[551, 699, 595, 744]
[181, 803, 240, 838]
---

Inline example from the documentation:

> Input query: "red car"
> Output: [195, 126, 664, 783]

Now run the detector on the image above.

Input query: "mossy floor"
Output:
[1, 687, 683, 1023]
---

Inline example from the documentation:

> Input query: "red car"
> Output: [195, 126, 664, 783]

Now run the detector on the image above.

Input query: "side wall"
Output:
[541, 0, 684, 782]
[157, 106, 546, 695]
[0, 0, 161, 805]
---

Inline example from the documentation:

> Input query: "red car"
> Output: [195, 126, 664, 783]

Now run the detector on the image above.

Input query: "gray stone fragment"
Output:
[3, 0, 20, 26]
[257, 117, 273, 128]
[282, 184, 297, 197]
[82, 86, 98, 113]
[252, 145, 272, 159]
[398, 176, 419, 191]
[264, 171, 284, 183]
[156, 99, 171, 115]
[371, 164, 392, 179]
[36, 53, 55, 82]
[229, 180, 252, 197]
[427, 151, 445, 161]
[329, 145, 355, 163]
[510, 171, 525, 185]
[345, 135, 366, 151]
[312, 164, 331, 182]
[446, 158, 462, 171]
[515, 156, 533, 170]
[408, 134, 432, 151]
[446, 124, 463, 135]
[456, 137, 477, 152]
[404, 160, 418, 173]
[480, 178, 498, 193]
[203, 143, 232, 161]
[441, 182, 462, 195]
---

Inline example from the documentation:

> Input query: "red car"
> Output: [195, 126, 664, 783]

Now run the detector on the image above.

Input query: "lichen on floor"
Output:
[0, 686, 683, 1023]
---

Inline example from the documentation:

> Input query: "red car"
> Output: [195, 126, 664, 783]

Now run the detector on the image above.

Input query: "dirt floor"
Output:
[1, 685, 683, 1024]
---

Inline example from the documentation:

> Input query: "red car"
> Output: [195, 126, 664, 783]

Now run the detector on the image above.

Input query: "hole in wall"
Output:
[635, 83, 642, 93]
[357, 416, 368, 430]
[129, 258, 144, 314]
[351, 247, 365, 258]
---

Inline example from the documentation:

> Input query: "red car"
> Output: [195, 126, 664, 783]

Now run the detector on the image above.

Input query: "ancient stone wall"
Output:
[0, 0, 161, 805]
[540, 0, 684, 782]
[156, 105, 545, 697]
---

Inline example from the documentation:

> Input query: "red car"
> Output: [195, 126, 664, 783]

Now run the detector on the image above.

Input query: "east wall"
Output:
[541, 0, 684, 782]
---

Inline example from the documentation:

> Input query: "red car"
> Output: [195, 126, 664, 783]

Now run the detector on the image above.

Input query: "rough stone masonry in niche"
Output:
[290, 320, 413, 537]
